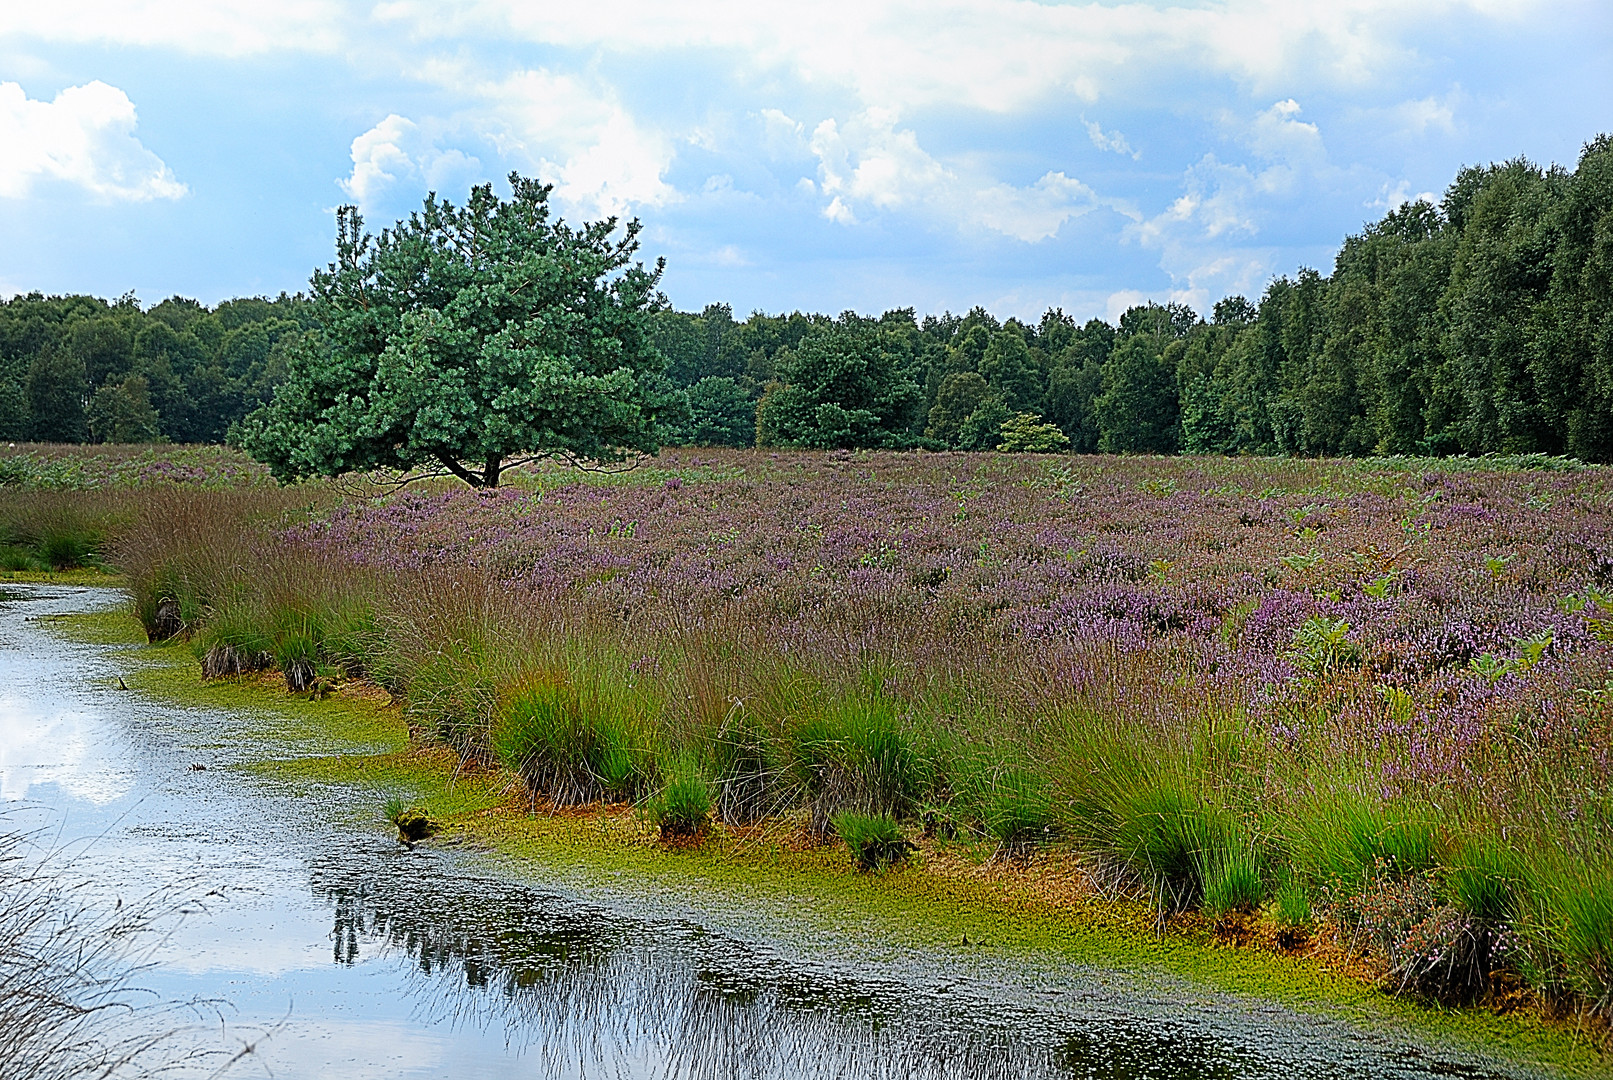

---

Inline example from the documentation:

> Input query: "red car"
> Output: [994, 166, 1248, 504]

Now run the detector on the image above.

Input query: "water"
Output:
[0, 584, 1558, 1079]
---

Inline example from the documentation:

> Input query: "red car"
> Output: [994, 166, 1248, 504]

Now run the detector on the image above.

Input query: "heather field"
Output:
[13, 446, 1613, 1025]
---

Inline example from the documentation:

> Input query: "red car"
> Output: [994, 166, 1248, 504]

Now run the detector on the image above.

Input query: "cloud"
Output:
[0, 80, 186, 202]
[365, 0, 1546, 113]
[807, 109, 1098, 241]
[339, 113, 482, 216]
[338, 67, 677, 221]
[0, 1, 345, 55]
[451, 67, 676, 218]
[1128, 98, 1359, 311]
[1084, 118, 1138, 159]
[1387, 91, 1462, 138]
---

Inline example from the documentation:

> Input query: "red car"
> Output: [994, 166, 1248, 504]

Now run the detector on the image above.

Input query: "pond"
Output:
[0, 584, 1560, 1079]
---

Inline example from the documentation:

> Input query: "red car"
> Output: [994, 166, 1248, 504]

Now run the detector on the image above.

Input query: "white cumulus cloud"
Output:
[807, 109, 1098, 241]
[340, 113, 482, 216]
[0, 80, 186, 202]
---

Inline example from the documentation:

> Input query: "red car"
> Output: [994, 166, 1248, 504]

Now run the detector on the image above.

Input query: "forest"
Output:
[2, 134, 1609, 461]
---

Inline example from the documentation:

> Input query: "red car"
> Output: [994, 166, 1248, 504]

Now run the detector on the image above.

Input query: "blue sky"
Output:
[1, 1, 1609, 322]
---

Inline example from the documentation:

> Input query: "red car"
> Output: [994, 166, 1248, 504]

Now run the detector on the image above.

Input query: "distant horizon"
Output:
[3, 3, 1609, 323]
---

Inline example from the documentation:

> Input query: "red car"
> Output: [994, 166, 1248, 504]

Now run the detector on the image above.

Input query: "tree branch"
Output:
[433, 453, 486, 487]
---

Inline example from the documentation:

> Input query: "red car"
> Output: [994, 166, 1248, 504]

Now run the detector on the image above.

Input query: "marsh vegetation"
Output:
[8, 442, 1609, 1031]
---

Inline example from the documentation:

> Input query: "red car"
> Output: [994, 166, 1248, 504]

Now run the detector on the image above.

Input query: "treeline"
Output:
[6, 134, 1609, 460]
[0, 292, 313, 445]
[655, 134, 1613, 459]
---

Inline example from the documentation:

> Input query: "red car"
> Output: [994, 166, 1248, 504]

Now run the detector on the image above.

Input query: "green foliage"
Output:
[925, 371, 989, 445]
[1289, 616, 1362, 674]
[711, 706, 781, 824]
[1095, 336, 1180, 453]
[673, 376, 756, 447]
[831, 810, 911, 871]
[240, 175, 674, 487]
[956, 395, 1011, 451]
[996, 412, 1071, 453]
[1537, 861, 1613, 1013]
[978, 324, 1042, 413]
[1107, 780, 1236, 908]
[1446, 836, 1526, 924]
[0, 290, 308, 448]
[977, 766, 1058, 847]
[760, 315, 923, 449]
[86, 376, 162, 444]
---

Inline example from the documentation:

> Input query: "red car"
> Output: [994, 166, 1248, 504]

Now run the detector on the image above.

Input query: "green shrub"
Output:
[645, 751, 713, 839]
[194, 601, 274, 678]
[0, 544, 35, 571]
[1446, 836, 1526, 924]
[1536, 861, 1613, 1015]
[831, 810, 911, 871]
[977, 765, 1058, 849]
[321, 599, 380, 677]
[1108, 779, 1235, 909]
[267, 606, 321, 692]
[1289, 792, 1440, 889]
[1272, 873, 1313, 930]
[408, 636, 501, 758]
[36, 524, 98, 569]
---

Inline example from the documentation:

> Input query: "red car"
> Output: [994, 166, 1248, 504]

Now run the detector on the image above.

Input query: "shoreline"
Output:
[40, 600, 1611, 1079]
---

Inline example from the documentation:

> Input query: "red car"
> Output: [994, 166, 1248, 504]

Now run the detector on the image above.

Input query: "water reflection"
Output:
[0, 587, 135, 806]
[311, 847, 1513, 1080]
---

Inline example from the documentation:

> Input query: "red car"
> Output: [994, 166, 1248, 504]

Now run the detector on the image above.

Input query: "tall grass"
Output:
[0, 825, 224, 1079]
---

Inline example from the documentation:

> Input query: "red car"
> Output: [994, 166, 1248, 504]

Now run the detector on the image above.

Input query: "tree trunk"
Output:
[483, 458, 502, 487]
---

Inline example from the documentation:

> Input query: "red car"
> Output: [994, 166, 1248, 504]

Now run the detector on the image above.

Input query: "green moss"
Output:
[46, 609, 407, 755]
[0, 568, 123, 587]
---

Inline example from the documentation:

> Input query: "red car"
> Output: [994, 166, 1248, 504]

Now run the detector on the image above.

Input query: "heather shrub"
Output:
[30, 445, 1613, 1019]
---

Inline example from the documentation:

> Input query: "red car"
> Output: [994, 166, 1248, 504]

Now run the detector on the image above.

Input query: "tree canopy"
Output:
[7, 135, 1611, 462]
[239, 175, 673, 486]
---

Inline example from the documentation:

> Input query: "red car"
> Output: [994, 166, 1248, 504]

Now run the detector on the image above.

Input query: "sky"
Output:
[0, 1, 1609, 323]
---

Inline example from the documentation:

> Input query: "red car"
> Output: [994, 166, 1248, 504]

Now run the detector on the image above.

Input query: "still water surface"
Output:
[0, 585, 1559, 1079]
